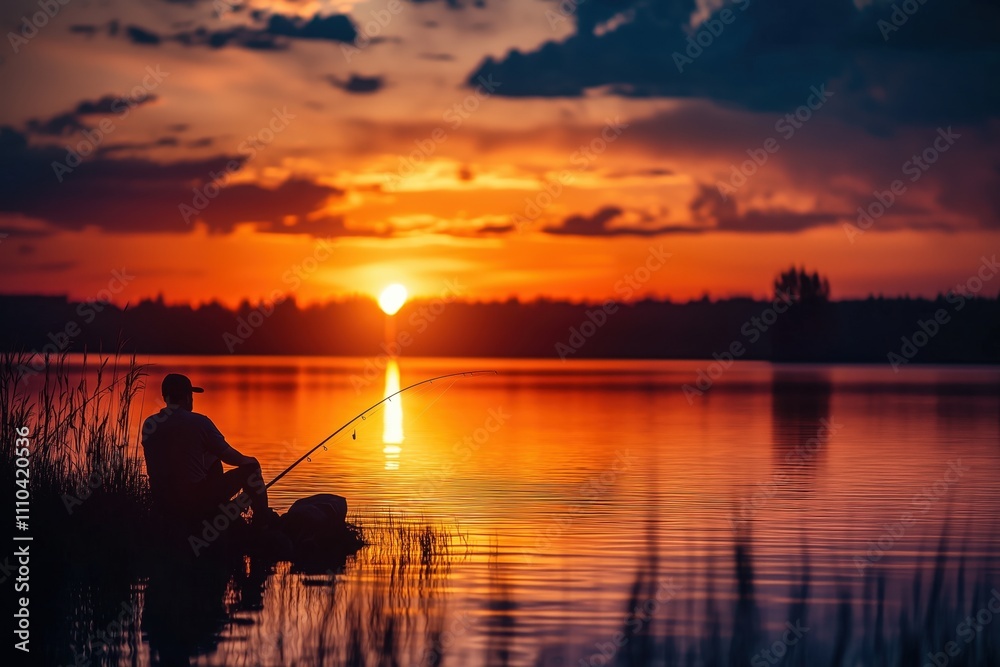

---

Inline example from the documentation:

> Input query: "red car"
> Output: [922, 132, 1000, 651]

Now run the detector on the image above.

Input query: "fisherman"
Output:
[142, 373, 276, 535]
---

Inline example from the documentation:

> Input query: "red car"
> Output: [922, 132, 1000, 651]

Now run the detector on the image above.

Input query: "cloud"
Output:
[689, 183, 843, 233]
[544, 188, 846, 237]
[257, 215, 391, 237]
[0, 260, 77, 275]
[605, 167, 674, 179]
[0, 127, 371, 237]
[327, 74, 385, 94]
[98, 137, 181, 155]
[126, 25, 162, 45]
[544, 206, 693, 237]
[466, 0, 1000, 128]
[26, 93, 159, 137]
[117, 11, 358, 51]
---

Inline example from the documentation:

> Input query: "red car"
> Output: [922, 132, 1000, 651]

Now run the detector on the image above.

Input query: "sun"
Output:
[378, 283, 408, 315]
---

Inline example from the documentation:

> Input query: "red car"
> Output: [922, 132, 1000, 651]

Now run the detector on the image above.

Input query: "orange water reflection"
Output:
[382, 358, 403, 470]
[69, 356, 1000, 665]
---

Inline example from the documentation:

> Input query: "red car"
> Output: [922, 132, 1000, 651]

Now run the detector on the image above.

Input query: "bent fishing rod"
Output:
[265, 370, 497, 490]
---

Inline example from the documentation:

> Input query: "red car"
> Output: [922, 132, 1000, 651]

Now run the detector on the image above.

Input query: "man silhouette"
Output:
[142, 373, 273, 533]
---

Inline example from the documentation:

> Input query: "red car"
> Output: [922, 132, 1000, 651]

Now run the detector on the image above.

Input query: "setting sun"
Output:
[377, 284, 408, 315]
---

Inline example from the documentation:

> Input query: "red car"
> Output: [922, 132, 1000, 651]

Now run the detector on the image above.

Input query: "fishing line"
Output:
[265, 370, 496, 490]
[297, 380, 441, 463]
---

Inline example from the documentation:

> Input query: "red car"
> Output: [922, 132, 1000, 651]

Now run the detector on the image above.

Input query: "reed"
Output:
[1, 350, 150, 548]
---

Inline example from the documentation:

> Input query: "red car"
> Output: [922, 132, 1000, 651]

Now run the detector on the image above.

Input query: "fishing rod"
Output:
[265, 370, 497, 490]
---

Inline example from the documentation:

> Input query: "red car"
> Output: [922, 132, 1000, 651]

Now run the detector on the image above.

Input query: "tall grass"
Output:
[1, 350, 150, 546]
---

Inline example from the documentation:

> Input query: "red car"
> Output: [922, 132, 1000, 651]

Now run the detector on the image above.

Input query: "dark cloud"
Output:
[126, 25, 162, 45]
[544, 206, 690, 237]
[606, 167, 673, 179]
[0, 228, 49, 241]
[75, 94, 158, 115]
[478, 223, 515, 234]
[545, 188, 846, 237]
[689, 183, 843, 233]
[327, 74, 385, 94]
[118, 11, 358, 50]
[0, 127, 366, 237]
[410, 0, 485, 8]
[0, 261, 77, 275]
[99, 137, 180, 155]
[26, 93, 159, 137]
[257, 215, 390, 237]
[466, 0, 1000, 127]
[26, 112, 86, 137]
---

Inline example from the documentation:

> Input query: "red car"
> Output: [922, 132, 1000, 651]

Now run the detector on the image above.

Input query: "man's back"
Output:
[141, 407, 228, 495]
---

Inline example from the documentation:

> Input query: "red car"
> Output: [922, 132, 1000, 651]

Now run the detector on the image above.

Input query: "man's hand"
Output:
[220, 446, 259, 468]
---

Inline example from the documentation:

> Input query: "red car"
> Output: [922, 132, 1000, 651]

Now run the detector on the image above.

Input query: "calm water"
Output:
[86, 357, 1000, 665]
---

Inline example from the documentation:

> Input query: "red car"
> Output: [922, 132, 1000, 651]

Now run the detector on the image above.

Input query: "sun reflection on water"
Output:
[383, 359, 403, 469]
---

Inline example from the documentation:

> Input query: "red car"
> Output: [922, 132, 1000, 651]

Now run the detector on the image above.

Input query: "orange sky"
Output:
[1, 0, 997, 305]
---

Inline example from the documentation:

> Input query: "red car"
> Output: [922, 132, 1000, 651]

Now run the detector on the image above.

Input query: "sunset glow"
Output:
[377, 284, 409, 316]
[0, 0, 997, 306]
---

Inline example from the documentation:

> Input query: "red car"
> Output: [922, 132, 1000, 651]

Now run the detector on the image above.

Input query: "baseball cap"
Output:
[161, 373, 204, 397]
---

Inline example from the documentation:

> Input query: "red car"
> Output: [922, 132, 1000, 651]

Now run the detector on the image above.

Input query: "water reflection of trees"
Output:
[771, 370, 833, 483]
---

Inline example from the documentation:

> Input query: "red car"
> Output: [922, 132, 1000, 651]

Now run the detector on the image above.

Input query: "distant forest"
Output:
[3, 269, 998, 366]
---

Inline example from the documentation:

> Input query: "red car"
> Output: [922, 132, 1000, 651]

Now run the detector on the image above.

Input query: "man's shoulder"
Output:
[141, 408, 173, 440]
[142, 408, 213, 435]
[189, 411, 216, 425]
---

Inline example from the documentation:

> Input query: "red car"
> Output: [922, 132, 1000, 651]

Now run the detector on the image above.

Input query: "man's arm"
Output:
[201, 415, 259, 468]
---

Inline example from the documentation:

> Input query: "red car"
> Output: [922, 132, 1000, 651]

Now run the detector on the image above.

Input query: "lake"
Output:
[59, 356, 1000, 665]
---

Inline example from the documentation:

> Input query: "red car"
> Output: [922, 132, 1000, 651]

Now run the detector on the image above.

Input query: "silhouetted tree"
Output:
[773, 266, 830, 304]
